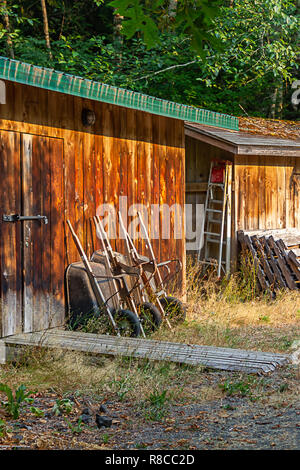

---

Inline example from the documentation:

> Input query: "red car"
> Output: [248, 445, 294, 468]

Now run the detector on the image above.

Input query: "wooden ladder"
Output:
[197, 160, 232, 277]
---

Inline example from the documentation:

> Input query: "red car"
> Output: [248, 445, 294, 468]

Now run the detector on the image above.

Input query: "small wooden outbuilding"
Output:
[0, 56, 238, 338]
[185, 120, 300, 264]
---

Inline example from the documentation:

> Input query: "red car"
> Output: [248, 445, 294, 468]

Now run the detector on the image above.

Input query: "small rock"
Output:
[95, 414, 112, 429]
[56, 424, 66, 431]
[18, 424, 32, 430]
[99, 404, 108, 414]
[80, 413, 92, 424]
[13, 434, 23, 441]
[82, 407, 91, 416]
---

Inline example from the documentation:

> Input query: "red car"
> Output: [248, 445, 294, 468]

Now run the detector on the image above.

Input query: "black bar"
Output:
[2, 214, 48, 224]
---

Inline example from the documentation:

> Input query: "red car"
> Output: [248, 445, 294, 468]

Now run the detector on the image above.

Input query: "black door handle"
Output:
[2, 214, 48, 224]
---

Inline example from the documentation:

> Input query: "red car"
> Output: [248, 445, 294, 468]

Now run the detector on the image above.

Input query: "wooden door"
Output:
[0, 131, 65, 337]
[0, 130, 22, 336]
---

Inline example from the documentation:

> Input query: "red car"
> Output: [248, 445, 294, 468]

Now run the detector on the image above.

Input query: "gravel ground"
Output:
[119, 400, 300, 450]
[0, 365, 299, 450]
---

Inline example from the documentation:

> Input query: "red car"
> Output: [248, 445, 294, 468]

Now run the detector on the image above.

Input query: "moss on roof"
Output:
[239, 117, 300, 141]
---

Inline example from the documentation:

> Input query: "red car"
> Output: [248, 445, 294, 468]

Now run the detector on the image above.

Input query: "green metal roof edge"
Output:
[0, 56, 239, 131]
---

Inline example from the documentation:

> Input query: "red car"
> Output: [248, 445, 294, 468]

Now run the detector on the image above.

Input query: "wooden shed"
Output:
[185, 120, 300, 265]
[0, 56, 238, 338]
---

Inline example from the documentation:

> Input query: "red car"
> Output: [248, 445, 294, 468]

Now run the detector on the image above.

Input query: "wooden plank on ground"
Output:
[2, 330, 289, 374]
[288, 248, 300, 258]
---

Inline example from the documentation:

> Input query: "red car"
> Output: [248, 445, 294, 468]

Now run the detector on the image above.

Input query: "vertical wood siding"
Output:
[0, 81, 185, 337]
[234, 155, 299, 232]
[185, 138, 300, 268]
[0, 130, 22, 336]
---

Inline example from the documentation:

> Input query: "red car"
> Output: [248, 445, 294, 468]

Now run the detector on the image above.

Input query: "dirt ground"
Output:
[1, 277, 300, 451]
[0, 362, 299, 450]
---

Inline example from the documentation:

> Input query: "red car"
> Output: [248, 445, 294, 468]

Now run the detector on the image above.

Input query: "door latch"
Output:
[2, 214, 48, 224]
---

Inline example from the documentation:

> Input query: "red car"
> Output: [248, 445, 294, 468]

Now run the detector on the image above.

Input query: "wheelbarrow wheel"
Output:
[113, 309, 142, 337]
[139, 302, 162, 335]
[159, 296, 186, 324]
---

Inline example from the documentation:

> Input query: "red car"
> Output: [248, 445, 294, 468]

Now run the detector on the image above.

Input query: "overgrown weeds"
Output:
[141, 388, 170, 422]
[52, 398, 74, 416]
[151, 255, 300, 352]
[65, 416, 85, 434]
[0, 346, 203, 407]
[186, 253, 262, 304]
[0, 383, 32, 419]
[0, 419, 10, 437]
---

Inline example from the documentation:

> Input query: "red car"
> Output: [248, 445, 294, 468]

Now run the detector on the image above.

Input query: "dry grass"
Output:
[0, 256, 299, 411]
[0, 347, 204, 405]
[153, 257, 300, 353]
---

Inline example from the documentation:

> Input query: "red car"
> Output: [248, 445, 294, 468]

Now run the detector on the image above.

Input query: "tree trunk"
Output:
[269, 87, 278, 119]
[113, 8, 123, 47]
[2, 0, 14, 59]
[168, 0, 178, 21]
[113, 8, 123, 67]
[40, 0, 52, 60]
[58, 1, 65, 40]
[277, 82, 283, 119]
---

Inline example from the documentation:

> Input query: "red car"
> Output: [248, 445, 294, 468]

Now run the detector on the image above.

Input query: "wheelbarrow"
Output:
[92, 215, 162, 335]
[66, 220, 143, 337]
[118, 211, 186, 326]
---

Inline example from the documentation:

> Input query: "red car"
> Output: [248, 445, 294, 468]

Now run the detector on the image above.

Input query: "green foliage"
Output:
[102, 432, 110, 443]
[0, 383, 32, 419]
[219, 376, 266, 401]
[0, 419, 8, 437]
[279, 383, 289, 393]
[52, 398, 73, 416]
[109, 0, 220, 52]
[109, 0, 162, 48]
[109, 373, 133, 401]
[29, 406, 45, 417]
[64, 416, 84, 434]
[142, 388, 169, 421]
[0, 0, 298, 119]
[219, 379, 252, 397]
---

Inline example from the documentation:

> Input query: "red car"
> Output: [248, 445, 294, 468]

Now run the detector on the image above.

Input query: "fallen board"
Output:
[0, 329, 289, 374]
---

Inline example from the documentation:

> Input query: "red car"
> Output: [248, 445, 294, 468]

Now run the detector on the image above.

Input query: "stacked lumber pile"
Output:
[237, 229, 300, 293]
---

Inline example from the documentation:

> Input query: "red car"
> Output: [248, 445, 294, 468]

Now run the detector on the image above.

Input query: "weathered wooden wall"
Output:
[185, 137, 300, 269]
[234, 155, 300, 231]
[0, 80, 185, 338]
